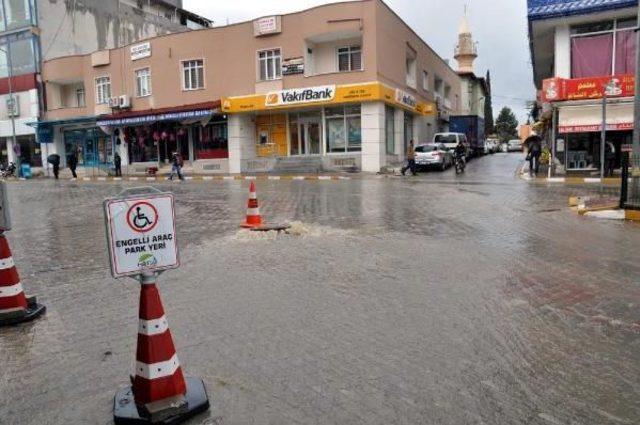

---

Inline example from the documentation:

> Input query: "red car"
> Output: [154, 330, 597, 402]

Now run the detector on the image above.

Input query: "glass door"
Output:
[305, 121, 321, 154]
[289, 112, 322, 156]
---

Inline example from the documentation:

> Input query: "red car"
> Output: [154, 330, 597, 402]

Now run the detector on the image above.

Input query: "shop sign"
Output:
[222, 82, 436, 116]
[97, 109, 215, 127]
[254, 16, 280, 36]
[559, 123, 633, 133]
[37, 124, 54, 144]
[395, 89, 417, 109]
[621, 144, 633, 153]
[282, 57, 304, 75]
[265, 85, 335, 107]
[542, 74, 635, 102]
[104, 193, 179, 278]
[130, 42, 151, 61]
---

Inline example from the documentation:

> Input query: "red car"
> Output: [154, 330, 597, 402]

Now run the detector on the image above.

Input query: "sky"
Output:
[183, 0, 535, 124]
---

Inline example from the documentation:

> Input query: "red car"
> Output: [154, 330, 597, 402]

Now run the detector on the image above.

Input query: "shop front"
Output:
[96, 102, 228, 174]
[543, 74, 635, 174]
[222, 82, 435, 173]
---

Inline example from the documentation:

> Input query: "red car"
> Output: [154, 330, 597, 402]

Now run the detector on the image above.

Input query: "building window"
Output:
[95, 76, 111, 104]
[135, 67, 152, 97]
[422, 70, 429, 91]
[406, 51, 417, 88]
[385, 105, 395, 155]
[337, 45, 362, 72]
[2, 0, 37, 32]
[0, 33, 38, 78]
[76, 88, 85, 107]
[182, 59, 204, 90]
[258, 48, 281, 81]
[571, 18, 637, 78]
[325, 105, 361, 153]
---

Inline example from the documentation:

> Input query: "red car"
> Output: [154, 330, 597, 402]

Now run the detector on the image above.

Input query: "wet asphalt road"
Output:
[1, 153, 639, 425]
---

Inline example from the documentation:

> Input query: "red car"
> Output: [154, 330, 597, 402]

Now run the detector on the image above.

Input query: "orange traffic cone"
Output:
[114, 273, 209, 424]
[240, 181, 263, 228]
[0, 233, 45, 326]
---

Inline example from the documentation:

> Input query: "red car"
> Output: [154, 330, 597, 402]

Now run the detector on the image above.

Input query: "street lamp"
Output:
[0, 45, 17, 174]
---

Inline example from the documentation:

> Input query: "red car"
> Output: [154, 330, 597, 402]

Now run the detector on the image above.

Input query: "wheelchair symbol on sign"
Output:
[126, 201, 159, 233]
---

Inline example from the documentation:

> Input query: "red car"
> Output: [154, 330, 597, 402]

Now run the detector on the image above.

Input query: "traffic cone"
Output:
[132, 281, 186, 405]
[114, 273, 209, 424]
[0, 233, 45, 327]
[240, 181, 263, 228]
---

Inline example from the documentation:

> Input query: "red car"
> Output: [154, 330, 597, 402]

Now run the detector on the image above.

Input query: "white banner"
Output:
[265, 85, 336, 107]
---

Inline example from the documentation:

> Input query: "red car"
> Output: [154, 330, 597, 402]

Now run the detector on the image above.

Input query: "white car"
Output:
[433, 132, 469, 154]
[485, 138, 500, 154]
[507, 139, 523, 152]
[414, 143, 453, 171]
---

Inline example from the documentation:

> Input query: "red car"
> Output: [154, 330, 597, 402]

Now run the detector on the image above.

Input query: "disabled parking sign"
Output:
[104, 192, 179, 278]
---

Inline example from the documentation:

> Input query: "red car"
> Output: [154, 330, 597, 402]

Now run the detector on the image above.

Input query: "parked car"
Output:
[507, 139, 523, 152]
[485, 138, 500, 154]
[414, 143, 453, 171]
[433, 133, 471, 157]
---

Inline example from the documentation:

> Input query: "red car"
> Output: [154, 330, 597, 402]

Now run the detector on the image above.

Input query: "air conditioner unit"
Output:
[119, 95, 131, 109]
[6, 96, 19, 117]
[108, 97, 120, 109]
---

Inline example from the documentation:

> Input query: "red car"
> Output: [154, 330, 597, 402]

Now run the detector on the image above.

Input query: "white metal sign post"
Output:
[104, 191, 179, 279]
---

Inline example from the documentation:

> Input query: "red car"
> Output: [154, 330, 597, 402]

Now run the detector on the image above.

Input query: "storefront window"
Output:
[194, 119, 228, 159]
[385, 105, 395, 154]
[325, 105, 361, 153]
[64, 128, 110, 166]
[127, 126, 159, 163]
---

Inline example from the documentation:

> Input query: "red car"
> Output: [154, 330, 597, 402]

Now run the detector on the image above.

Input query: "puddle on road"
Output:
[232, 221, 351, 241]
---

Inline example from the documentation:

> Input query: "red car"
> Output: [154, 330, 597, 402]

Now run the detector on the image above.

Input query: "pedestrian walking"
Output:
[524, 133, 542, 176]
[67, 150, 78, 179]
[401, 140, 417, 176]
[47, 153, 61, 180]
[169, 151, 184, 181]
[605, 141, 616, 177]
[114, 152, 122, 177]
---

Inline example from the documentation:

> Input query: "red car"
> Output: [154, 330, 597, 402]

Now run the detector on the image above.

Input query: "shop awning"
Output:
[96, 101, 222, 127]
[558, 102, 634, 133]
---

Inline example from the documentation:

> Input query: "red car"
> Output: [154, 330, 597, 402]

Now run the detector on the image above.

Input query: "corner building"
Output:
[41, 0, 462, 174]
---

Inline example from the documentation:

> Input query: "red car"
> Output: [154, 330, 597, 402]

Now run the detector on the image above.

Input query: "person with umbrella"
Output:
[524, 132, 543, 177]
[47, 153, 61, 179]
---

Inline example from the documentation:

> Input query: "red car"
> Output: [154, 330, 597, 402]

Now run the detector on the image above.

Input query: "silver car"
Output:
[507, 139, 523, 152]
[414, 143, 453, 171]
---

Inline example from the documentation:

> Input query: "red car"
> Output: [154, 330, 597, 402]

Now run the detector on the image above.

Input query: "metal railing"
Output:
[620, 153, 640, 210]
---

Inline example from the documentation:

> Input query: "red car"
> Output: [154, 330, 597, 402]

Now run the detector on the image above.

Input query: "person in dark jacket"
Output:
[525, 134, 542, 176]
[114, 152, 122, 177]
[47, 153, 61, 180]
[67, 150, 78, 179]
[604, 141, 616, 177]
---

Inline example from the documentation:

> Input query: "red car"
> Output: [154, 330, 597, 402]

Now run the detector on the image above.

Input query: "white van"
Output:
[433, 133, 469, 153]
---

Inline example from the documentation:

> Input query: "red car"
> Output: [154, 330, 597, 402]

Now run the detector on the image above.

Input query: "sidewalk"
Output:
[14, 174, 353, 183]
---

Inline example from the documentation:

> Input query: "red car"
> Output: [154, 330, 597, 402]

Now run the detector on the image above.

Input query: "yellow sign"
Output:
[221, 82, 435, 116]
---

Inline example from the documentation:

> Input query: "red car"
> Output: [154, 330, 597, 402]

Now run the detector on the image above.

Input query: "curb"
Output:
[582, 209, 640, 221]
[10, 175, 352, 183]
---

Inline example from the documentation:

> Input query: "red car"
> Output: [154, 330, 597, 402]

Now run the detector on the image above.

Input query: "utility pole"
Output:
[601, 87, 607, 180]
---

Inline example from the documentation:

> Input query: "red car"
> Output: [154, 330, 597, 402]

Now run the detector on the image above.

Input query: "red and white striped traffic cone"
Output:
[0, 233, 45, 326]
[114, 272, 209, 424]
[133, 276, 187, 405]
[240, 181, 263, 228]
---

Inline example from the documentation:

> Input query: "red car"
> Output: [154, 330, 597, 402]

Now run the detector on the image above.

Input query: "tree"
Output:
[495, 106, 518, 142]
[484, 70, 495, 135]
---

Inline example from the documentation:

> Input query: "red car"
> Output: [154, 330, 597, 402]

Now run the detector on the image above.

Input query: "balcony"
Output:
[304, 31, 363, 77]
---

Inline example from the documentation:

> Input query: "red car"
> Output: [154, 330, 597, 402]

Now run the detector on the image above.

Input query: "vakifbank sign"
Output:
[265, 85, 335, 107]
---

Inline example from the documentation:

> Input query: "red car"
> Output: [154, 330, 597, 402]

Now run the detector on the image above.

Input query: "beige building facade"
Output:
[40, 0, 462, 174]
